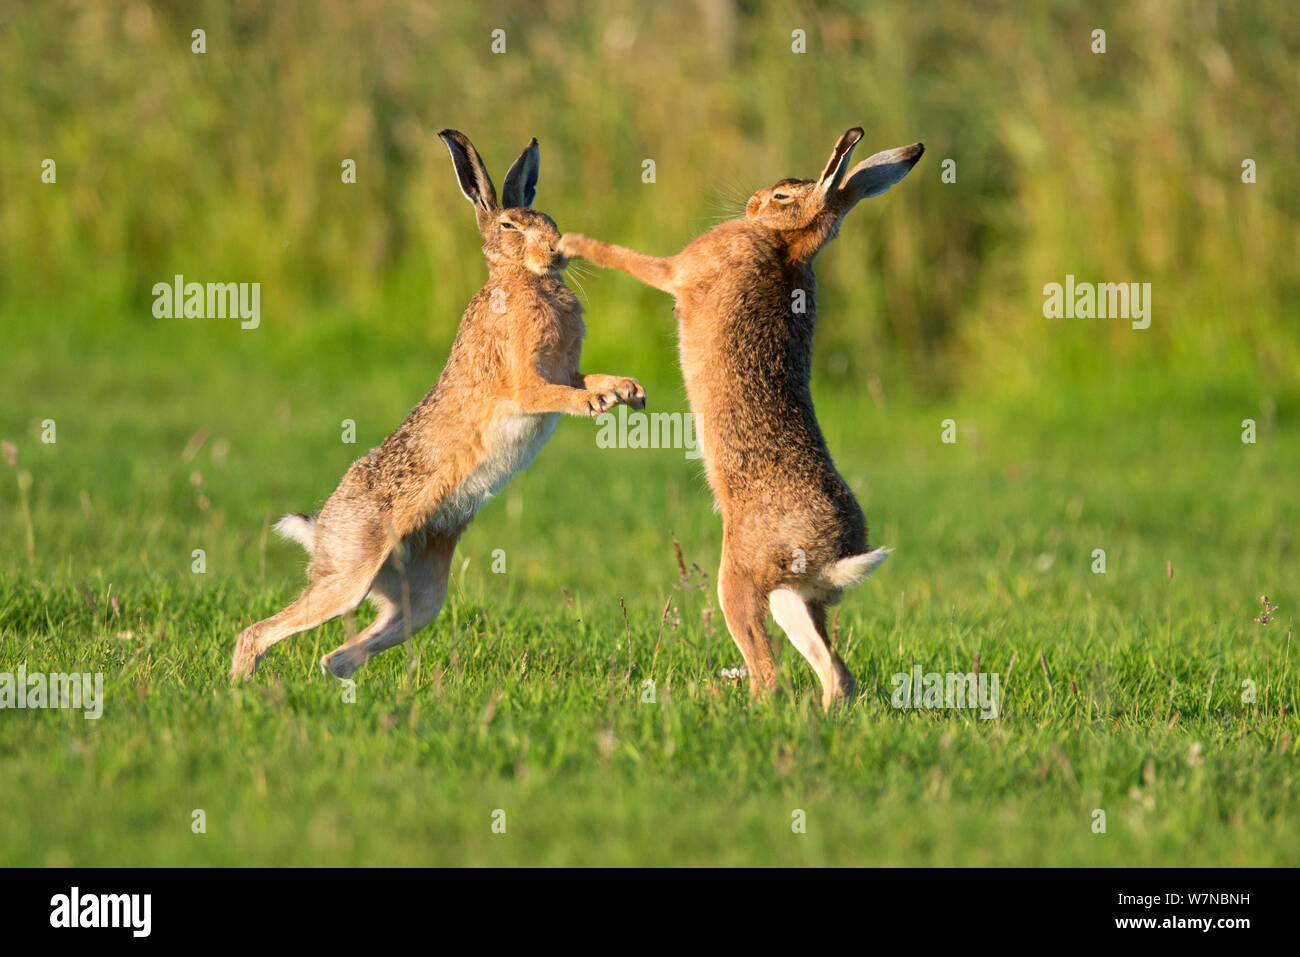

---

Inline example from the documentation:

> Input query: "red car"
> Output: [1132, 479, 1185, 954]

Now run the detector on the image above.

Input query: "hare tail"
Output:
[819, 547, 891, 589]
[274, 513, 317, 554]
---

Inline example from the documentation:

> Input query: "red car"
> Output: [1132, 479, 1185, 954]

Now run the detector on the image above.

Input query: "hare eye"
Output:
[773, 193, 791, 202]
[500, 221, 518, 230]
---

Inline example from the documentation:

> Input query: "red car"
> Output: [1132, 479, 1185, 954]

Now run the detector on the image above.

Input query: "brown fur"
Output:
[559, 128, 922, 709]
[230, 130, 645, 681]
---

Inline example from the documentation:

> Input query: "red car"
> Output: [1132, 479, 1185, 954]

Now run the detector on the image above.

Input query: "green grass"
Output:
[1, 304, 1296, 866]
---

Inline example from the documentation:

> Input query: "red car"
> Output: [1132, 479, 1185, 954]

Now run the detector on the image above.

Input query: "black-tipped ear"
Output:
[438, 129, 498, 211]
[841, 142, 925, 204]
[817, 127, 864, 193]
[501, 137, 540, 209]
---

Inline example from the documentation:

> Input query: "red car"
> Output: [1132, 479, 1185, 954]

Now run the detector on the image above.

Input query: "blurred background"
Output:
[3, 0, 1296, 397]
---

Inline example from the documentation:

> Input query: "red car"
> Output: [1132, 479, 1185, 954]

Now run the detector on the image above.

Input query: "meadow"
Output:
[1, 0, 1297, 865]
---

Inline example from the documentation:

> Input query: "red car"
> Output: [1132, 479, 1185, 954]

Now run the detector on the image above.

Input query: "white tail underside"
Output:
[274, 513, 316, 553]
[818, 546, 891, 588]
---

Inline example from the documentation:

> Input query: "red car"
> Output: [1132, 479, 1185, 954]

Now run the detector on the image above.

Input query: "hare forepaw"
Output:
[582, 375, 646, 415]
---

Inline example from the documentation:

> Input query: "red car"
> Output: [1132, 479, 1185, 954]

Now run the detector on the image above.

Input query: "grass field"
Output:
[1, 302, 1296, 866]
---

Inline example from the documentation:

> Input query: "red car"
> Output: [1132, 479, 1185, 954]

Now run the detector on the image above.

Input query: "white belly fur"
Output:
[425, 411, 560, 534]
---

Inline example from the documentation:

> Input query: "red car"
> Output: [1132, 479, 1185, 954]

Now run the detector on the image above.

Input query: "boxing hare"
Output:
[559, 128, 921, 710]
[230, 130, 645, 681]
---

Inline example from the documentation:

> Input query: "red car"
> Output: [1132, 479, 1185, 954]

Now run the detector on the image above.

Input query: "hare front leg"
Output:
[515, 376, 646, 418]
[576, 373, 646, 411]
[558, 234, 678, 295]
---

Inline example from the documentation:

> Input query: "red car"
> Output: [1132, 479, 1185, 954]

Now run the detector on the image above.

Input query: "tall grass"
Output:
[2, 0, 1296, 395]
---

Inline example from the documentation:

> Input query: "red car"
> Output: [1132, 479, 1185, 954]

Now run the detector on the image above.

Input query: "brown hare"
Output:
[559, 128, 922, 710]
[230, 130, 645, 681]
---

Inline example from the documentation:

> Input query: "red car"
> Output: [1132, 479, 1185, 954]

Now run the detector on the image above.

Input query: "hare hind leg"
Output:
[230, 569, 376, 681]
[320, 531, 457, 679]
[230, 525, 392, 681]
[769, 588, 856, 712]
[717, 559, 778, 697]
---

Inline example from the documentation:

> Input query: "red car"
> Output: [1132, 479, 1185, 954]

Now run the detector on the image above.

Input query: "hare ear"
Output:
[817, 127, 864, 193]
[438, 129, 498, 211]
[841, 142, 925, 205]
[501, 137, 540, 209]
